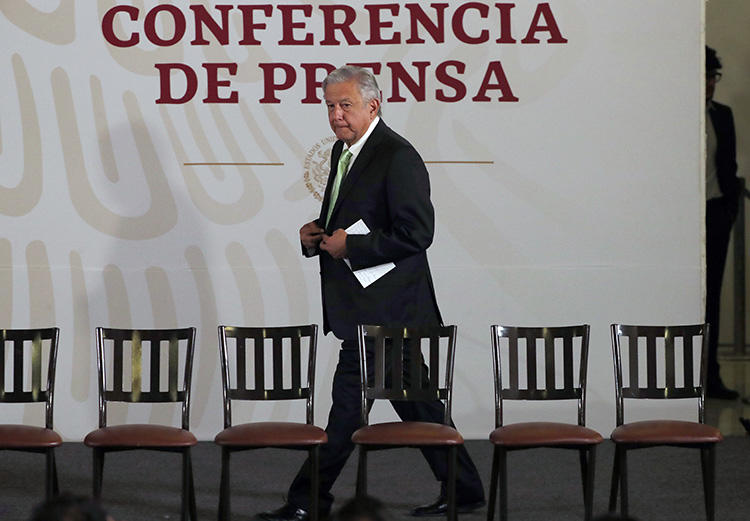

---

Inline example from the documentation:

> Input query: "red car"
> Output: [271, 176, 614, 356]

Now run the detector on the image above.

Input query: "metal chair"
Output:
[0, 327, 61, 499]
[487, 325, 601, 521]
[351, 325, 463, 521]
[83, 327, 197, 521]
[214, 325, 326, 521]
[609, 323, 722, 521]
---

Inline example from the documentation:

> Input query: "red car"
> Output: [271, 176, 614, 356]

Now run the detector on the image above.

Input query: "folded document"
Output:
[344, 220, 395, 288]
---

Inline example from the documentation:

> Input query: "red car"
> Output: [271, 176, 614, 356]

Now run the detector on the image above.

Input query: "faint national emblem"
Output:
[304, 136, 337, 201]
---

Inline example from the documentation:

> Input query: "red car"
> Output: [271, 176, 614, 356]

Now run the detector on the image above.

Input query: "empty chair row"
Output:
[0, 324, 721, 521]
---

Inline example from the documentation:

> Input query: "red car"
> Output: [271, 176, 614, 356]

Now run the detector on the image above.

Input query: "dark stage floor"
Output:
[2, 436, 749, 521]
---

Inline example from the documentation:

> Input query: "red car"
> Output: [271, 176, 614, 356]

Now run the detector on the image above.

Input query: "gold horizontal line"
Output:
[184, 160, 491, 166]
[183, 162, 284, 166]
[425, 160, 494, 164]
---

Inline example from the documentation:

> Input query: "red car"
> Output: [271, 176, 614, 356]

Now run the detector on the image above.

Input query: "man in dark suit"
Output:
[705, 46, 741, 400]
[258, 66, 484, 521]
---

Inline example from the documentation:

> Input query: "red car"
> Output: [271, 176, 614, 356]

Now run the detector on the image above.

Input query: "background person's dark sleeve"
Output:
[714, 104, 740, 199]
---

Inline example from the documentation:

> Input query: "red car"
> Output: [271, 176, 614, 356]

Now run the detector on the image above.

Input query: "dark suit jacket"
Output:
[304, 119, 442, 340]
[708, 100, 739, 199]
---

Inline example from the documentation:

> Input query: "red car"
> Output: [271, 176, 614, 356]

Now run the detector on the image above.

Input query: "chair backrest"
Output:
[357, 324, 457, 426]
[95, 327, 196, 429]
[0, 328, 59, 429]
[491, 325, 591, 427]
[611, 323, 708, 425]
[217, 325, 319, 429]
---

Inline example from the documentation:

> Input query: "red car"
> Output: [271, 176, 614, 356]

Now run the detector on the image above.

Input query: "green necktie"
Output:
[325, 149, 353, 227]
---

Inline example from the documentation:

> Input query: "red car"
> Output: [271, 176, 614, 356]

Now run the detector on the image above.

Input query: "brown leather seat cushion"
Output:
[0, 425, 62, 448]
[84, 424, 197, 448]
[352, 421, 464, 446]
[215, 422, 327, 446]
[490, 422, 603, 447]
[611, 420, 723, 444]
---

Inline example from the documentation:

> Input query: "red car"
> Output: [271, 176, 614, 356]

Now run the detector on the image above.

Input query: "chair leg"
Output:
[188, 449, 197, 521]
[608, 445, 620, 512]
[701, 445, 716, 521]
[218, 447, 230, 521]
[182, 448, 196, 521]
[92, 448, 104, 498]
[487, 447, 500, 521]
[447, 446, 458, 521]
[45, 448, 56, 499]
[579, 448, 587, 500]
[618, 447, 628, 516]
[310, 445, 320, 521]
[580, 446, 596, 521]
[498, 448, 508, 521]
[356, 446, 367, 498]
[52, 449, 60, 496]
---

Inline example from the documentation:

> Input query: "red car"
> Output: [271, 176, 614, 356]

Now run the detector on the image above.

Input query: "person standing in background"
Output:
[705, 46, 741, 400]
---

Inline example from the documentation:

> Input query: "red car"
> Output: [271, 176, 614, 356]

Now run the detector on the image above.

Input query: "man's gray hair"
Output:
[323, 65, 383, 116]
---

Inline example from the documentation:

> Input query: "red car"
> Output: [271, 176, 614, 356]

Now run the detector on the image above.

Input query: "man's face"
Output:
[706, 69, 721, 101]
[324, 79, 379, 146]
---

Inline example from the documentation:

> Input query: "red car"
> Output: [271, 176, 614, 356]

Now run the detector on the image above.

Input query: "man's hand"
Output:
[300, 221, 324, 250]
[321, 229, 348, 259]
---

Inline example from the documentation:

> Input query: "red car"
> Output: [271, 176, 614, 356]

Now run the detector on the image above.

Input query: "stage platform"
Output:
[2, 437, 749, 521]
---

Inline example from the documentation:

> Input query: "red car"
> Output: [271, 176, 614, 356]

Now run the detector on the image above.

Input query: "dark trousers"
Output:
[287, 339, 484, 514]
[705, 196, 737, 385]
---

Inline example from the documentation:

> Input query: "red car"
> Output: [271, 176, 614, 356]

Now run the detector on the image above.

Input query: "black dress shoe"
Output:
[411, 496, 486, 517]
[706, 381, 739, 400]
[256, 504, 309, 521]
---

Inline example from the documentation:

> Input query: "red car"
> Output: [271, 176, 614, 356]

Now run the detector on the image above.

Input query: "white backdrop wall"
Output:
[0, 1, 704, 440]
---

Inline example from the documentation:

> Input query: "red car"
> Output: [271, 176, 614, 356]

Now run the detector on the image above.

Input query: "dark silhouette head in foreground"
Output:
[28, 494, 112, 521]
[335, 497, 392, 521]
[592, 514, 641, 521]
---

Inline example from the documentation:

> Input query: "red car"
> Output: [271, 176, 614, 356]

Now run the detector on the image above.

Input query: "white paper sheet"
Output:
[344, 220, 395, 288]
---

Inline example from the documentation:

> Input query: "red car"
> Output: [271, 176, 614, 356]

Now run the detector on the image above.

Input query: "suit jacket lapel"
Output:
[327, 120, 386, 225]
